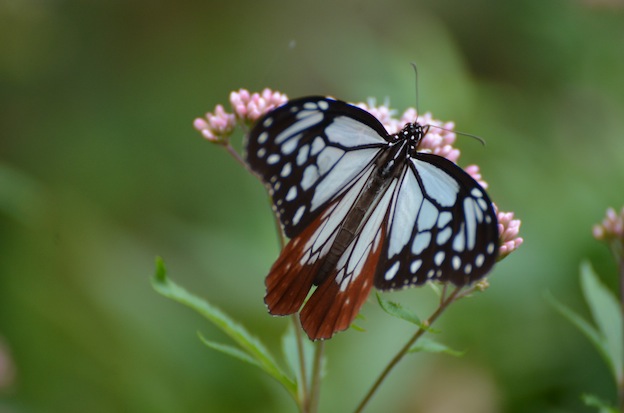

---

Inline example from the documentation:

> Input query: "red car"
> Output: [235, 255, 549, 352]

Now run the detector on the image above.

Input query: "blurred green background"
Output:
[2, 0, 624, 412]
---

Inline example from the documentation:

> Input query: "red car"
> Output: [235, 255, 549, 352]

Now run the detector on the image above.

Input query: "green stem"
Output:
[292, 316, 309, 411]
[224, 142, 249, 171]
[305, 341, 325, 413]
[353, 286, 465, 413]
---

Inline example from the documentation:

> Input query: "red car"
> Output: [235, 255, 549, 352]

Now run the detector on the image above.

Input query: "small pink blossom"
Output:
[495, 206, 523, 260]
[593, 206, 624, 241]
[354, 100, 402, 133]
[229, 88, 288, 123]
[193, 104, 236, 144]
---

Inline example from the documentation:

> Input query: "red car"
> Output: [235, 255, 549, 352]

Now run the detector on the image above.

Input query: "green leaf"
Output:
[281, 323, 316, 392]
[580, 261, 623, 384]
[376, 293, 422, 326]
[582, 393, 621, 413]
[545, 290, 615, 384]
[350, 323, 366, 333]
[408, 336, 465, 357]
[152, 257, 296, 397]
[198, 333, 262, 368]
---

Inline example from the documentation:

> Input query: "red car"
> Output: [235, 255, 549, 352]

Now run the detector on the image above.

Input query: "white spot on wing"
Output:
[385, 261, 400, 281]
[453, 224, 465, 252]
[477, 198, 488, 211]
[411, 231, 431, 255]
[434, 251, 445, 266]
[463, 198, 477, 249]
[475, 254, 485, 267]
[438, 211, 452, 228]
[301, 165, 318, 190]
[311, 136, 325, 156]
[417, 199, 438, 232]
[267, 154, 280, 164]
[436, 227, 452, 244]
[281, 163, 292, 177]
[281, 135, 300, 155]
[311, 149, 378, 211]
[471, 188, 483, 198]
[275, 112, 322, 144]
[410, 259, 422, 273]
[452, 256, 461, 270]
[412, 160, 460, 207]
[316, 146, 344, 175]
[297, 144, 310, 166]
[285, 186, 297, 201]
[388, 169, 421, 257]
[292, 205, 305, 225]
[326, 116, 386, 146]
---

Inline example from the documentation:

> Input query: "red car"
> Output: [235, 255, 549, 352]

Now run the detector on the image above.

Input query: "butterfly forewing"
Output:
[246, 97, 389, 238]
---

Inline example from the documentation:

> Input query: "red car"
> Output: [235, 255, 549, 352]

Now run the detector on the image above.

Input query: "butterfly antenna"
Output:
[410, 62, 420, 121]
[428, 124, 487, 146]
[409, 63, 485, 146]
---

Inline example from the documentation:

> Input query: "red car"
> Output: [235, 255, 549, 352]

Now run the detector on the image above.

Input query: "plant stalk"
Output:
[304, 341, 325, 413]
[353, 287, 464, 413]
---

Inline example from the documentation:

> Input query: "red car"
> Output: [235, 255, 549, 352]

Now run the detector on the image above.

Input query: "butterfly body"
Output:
[246, 97, 499, 340]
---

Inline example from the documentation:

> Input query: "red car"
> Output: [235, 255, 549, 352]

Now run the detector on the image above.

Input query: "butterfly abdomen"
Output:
[314, 143, 406, 286]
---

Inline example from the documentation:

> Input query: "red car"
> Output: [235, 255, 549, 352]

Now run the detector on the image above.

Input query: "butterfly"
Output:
[245, 96, 499, 340]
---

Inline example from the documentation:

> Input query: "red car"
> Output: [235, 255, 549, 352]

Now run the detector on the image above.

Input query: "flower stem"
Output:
[353, 286, 464, 413]
[305, 341, 325, 413]
[292, 316, 309, 412]
[224, 142, 248, 171]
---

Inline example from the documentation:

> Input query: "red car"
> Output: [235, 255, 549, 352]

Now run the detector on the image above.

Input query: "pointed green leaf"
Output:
[376, 293, 422, 326]
[281, 323, 315, 390]
[580, 261, 623, 384]
[408, 336, 465, 357]
[152, 258, 296, 397]
[349, 313, 366, 332]
[350, 323, 366, 333]
[545, 290, 612, 379]
[198, 333, 262, 368]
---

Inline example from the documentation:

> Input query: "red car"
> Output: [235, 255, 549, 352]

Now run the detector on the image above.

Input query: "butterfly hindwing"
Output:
[265, 163, 384, 339]
[299, 172, 395, 339]
[375, 153, 499, 290]
[246, 97, 389, 238]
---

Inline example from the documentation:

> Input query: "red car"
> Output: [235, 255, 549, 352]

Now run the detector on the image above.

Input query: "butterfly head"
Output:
[396, 122, 429, 155]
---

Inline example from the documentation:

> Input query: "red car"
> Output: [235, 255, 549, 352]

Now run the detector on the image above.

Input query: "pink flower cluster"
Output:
[193, 88, 288, 144]
[194, 88, 523, 259]
[496, 208, 524, 260]
[593, 206, 624, 241]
